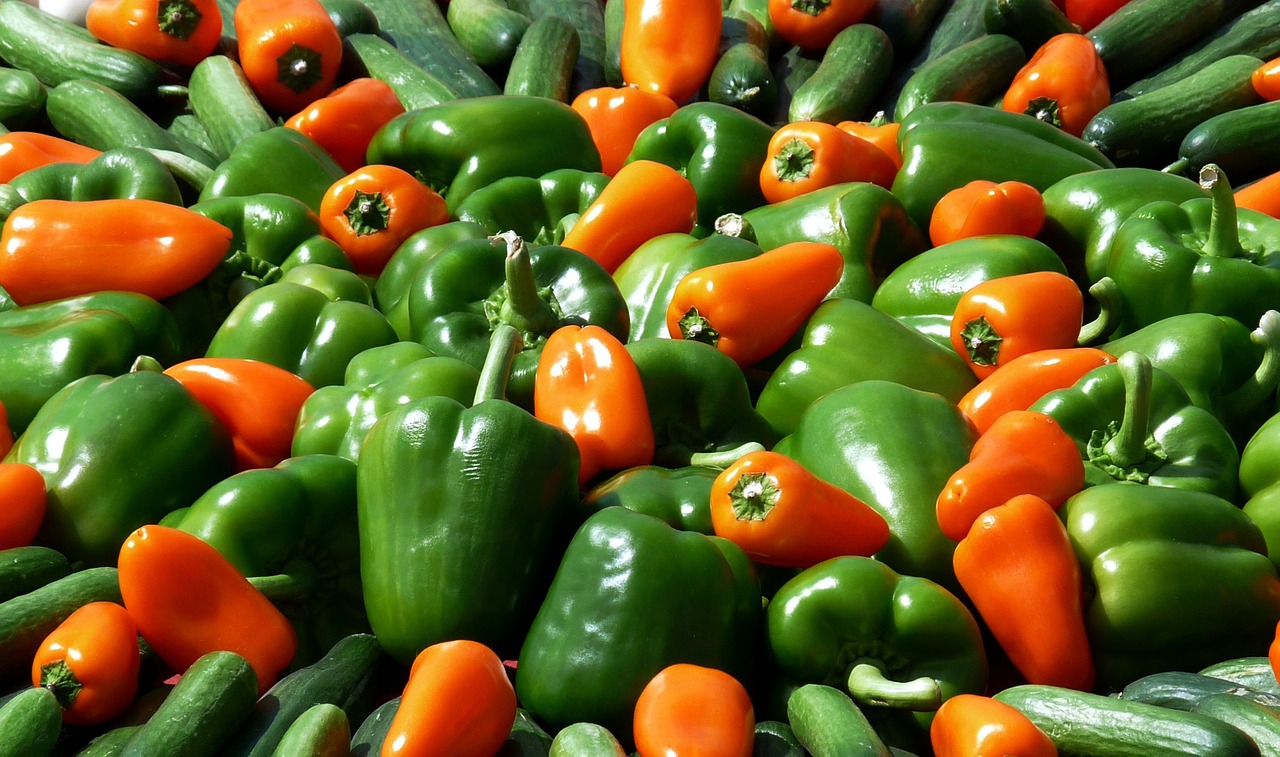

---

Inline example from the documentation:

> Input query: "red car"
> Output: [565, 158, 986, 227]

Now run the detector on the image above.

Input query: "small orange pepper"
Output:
[931, 693, 1058, 757]
[1237, 169, 1280, 219]
[1063, 0, 1127, 32]
[0, 133, 101, 184]
[570, 86, 678, 177]
[1256, 57, 1280, 100]
[949, 271, 1083, 380]
[957, 347, 1116, 434]
[234, 0, 343, 113]
[31, 601, 140, 726]
[0, 463, 46, 551]
[318, 164, 448, 276]
[769, 0, 874, 50]
[760, 121, 898, 204]
[620, 0, 722, 104]
[0, 399, 11, 459]
[930, 180, 1046, 247]
[1002, 34, 1110, 138]
[836, 115, 902, 169]
[285, 78, 406, 173]
[633, 664, 755, 757]
[86, 0, 224, 67]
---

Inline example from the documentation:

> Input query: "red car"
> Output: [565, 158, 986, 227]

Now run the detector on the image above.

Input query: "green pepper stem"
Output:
[714, 213, 756, 243]
[39, 659, 82, 709]
[846, 663, 943, 712]
[1220, 310, 1280, 421]
[1200, 164, 1244, 259]
[1078, 276, 1121, 345]
[247, 560, 320, 602]
[491, 231, 558, 335]
[1102, 351, 1154, 468]
[130, 355, 165, 373]
[689, 442, 766, 469]
[474, 323, 523, 405]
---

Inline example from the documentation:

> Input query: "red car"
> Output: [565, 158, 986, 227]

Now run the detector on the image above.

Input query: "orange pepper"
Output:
[666, 240, 843, 367]
[835, 116, 902, 169]
[285, 78, 406, 173]
[1063, 0, 1127, 32]
[929, 180, 1046, 247]
[633, 663, 754, 757]
[958, 347, 1116, 434]
[0, 133, 101, 184]
[571, 86, 678, 177]
[949, 271, 1083, 380]
[953, 494, 1095, 691]
[709, 450, 889, 567]
[1256, 57, 1280, 100]
[1002, 34, 1110, 138]
[0, 463, 46, 551]
[760, 121, 898, 204]
[0, 198, 233, 307]
[118, 525, 297, 695]
[381, 639, 517, 757]
[1237, 169, 1280, 219]
[931, 693, 1058, 757]
[560, 159, 698, 273]
[620, 0, 721, 105]
[86, 0, 223, 67]
[234, 0, 343, 113]
[1271, 620, 1280, 685]
[936, 410, 1084, 542]
[535, 325, 655, 485]
[0, 399, 11, 459]
[318, 164, 448, 276]
[163, 357, 316, 472]
[768, 0, 873, 50]
[31, 601, 140, 726]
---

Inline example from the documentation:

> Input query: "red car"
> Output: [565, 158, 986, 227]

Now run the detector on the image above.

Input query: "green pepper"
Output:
[1106, 165, 1280, 336]
[291, 341, 480, 461]
[0, 291, 183, 435]
[1061, 483, 1280, 688]
[453, 168, 610, 246]
[1243, 411, 1280, 570]
[198, 127, 346, 212]
[366, 95, 601, 213]
[357, 325, 580, 664]
[625, 101, 775, 232]
[278, 263, 373, 305]
[1029, 351, 1240, 501]
[373, 221, 491, 340]
[0, 147, 182, 221]
[4, 370, 234, 566]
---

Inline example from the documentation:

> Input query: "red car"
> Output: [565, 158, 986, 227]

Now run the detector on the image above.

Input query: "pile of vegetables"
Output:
[1, 0, 1280, 753]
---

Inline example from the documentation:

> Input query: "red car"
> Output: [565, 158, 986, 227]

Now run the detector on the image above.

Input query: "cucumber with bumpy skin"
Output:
[447, 0, 532, 68]
[1121, 671, 1280, 711]
[504, 15, 580, 101]
[787, 684, 892, 757]
[1086, 0, 1225, 90]
[188, 56, 276, 162]
[790, 24, 895, 125]
[340, 34, 460, 110]
[270, 704, 350, 757]
[1194, 692, 1280, 755]
[352, 0, 500, 97]
[0, 547, 71, 604]
[894, 33, 1026, 122]
[1175, 99, 1280, 185]
[121, 651, 259, 757]
[1200, 657, 1280, 697]
[0, 687, 61, 757]
[0, 567, 120, 678]
[0, 69, 46, 130]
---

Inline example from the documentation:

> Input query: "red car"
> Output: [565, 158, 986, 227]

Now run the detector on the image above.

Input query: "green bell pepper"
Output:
[453, 168, 610, 246]
[1243, 411, 1280, 571]
[373, 221, 491, 340]
[1061, 483, 1280, 688]
[198, 127, 346, 213]
[0, 147, 182, 221]
[4, 370, 234, 566]
[366, 95, 602, 213]
[277, 263, 372, 306]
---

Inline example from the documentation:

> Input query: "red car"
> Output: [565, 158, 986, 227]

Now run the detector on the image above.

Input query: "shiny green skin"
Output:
[549, 722, 626, 757]
[758, 299, 978, 437]
[198, 128, 346, 212]
[870, 235, 1069, 349]
[625, 102, 775, 231]
[267, 703, 349, 757]
[0, 147, 181, 220]
[206, 282, 397, 388]
[357, 394, 580, 663]
[453, 168, 609, 245]
[767, 556, 988, 736]
[0, 291, 182, 434]
[170, 455, 369, 669]
[740, 182, 927, 303]
[366, 96, 601, 213]
[278, 264, 372, 306]
[291, 341, 480, 461]
[0, 67, 45, 130]
[4, 372, 234, 566]
[1242, 412, 1280, 570]
[1061, 484, 1280, 688]
[373, 221, 491, 340]
[516, 507, 760, 745]
[612, 232, 763, 341]
[773, 381, 976, 590]
[581, 464, 720, 534]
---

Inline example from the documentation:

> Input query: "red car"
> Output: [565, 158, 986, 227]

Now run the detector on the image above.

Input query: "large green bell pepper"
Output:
[198, 127, 346, 213]
[453, 168, 609, 246]
[0, 147, 182, 221]
[1243, 411, 1280, 572]
[373, 221, 491, 340]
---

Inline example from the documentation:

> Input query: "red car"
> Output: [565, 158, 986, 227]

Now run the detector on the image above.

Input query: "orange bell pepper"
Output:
[1237, 169, 1280, 219]
[0, 133, 101, 184]
[768, 0, 874, 50]
[0, 399, 11, 459]
[118, 525, 297, 695]
[285, 78, 406, 173]
[936, 410, 1084, 542]
[1256, 57, 1280, 101]
[1063, 0, 1127, 31]
[86, 0, 223, 67]
[0, 463, 46, 551]
[571, 86, 678, 177]
[234, 0, 343, 113]
[318, 164, 448, 276]
[958, 347, 1116, 434]
[163, 357, 316, 472]
[929, 180, 1046, 247]
[0, 198, 233, 307]
[1270, 620, 1280, 685]
[931, 693, 1058, 757]
[760, 121, 898, 204]
[633, 664, 755, 757]
[836, 116, 902, 169]
[1002, 34, 1110, 138]
[620, 0, 721, 105]
[559, 159, 698, 273]
[31, 601, 140, 726]
[381, 640, 517, 757]
[953, 494, 1095, 691]
[709, 450, 889, 567]
[949, 271, 1083, 380]
[667, 240, 843, 367]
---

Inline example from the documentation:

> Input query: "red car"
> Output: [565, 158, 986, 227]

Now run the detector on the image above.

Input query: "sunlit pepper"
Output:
[768, 0, 873, 50]
[931, 694, 1058, 757]
[633, 664, 754, 757]
[85, 0, 223, 67]
[285, 78, 406, 173]
[620, 0, 721, 105]
[570, 86, 678, 177]
[929, 180, 1046, 247]
[759, 121, 897, 204]
[31, 601, 140, 726]
[949, 271, 1084, 380]
[318, 164, 448, 275]
[957, 347, 1117, 434]
[0, 462, 45, 551]
[0, 133, 101, 184]
[1002, 33, 1110, 138]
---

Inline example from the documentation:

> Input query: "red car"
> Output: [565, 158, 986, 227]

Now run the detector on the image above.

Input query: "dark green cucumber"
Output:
[340, 33, 460, 110]
[0, 687, 61, 757]
[983, 0, 1080, 55]
[0, 567, 119, 678]
[894, 33, 1027, 122]
[548, 722, 625, 756]
[1082, 53, 1263, 167]
[0, 1, 162, 104]
[707, 6, 777, 119]
[352, 0, 500, 97]
[504, 15, 580, 101]
[753, 720, 806, 757]
[994, 684, 1262, 757]
[188, 56, 275, 162]
[1175, 98, 1280, 184]
[348, 696, 399, 757]
[319, 0, 380, 36]
[787, 684, 892, 757]
[0, 68, 45, 130]
[447, 0, 532, 68]
[1201, 658, 1280, 697]
[497, 708, 553, 756]
[76, 725, 141, 756]
[0, 547, 71, 605]
[269, 703, 350, 757]
[1087, 0, 1226, 90]
[166, 114, 217, 159]
[509, 0, 608, 95]
[1121, 671, 1280, 711]
[769, 45, 823, 125]
[603, 0, 624, 86]
[1194, 692, 1280, 755]
[121, 651, 259, 757]
[76, 684, 174, 755]
[868, 0, 949, 61]
[790, 24, 895, 124]
[874, 0, 990, 114]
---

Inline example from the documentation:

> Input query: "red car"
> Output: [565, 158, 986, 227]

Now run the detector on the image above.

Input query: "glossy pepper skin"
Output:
[1061, 483, 1280, 688]
[581, 464, 723, 535]
[0, 147, 182, 220]
[4, 370, 234, 566]
[453, 169, 610, 247]
[1243, 412, 1280, 570]
[198, 127, 347, 213]
[366, 96, 602, 214]
[374, 221, 490, 340]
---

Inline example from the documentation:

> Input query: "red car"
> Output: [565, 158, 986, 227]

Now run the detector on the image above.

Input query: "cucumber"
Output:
[867, 0, 949, 62]
[1082, 53, 1263, 167]
[348, 696, 398, 757]
[497, 708, 553, 756]
[0, 1, 162, 104]
[1176, 98, 1280, 184]
[983, 0, 1080, 55]
[504, 15, 580, 101]
[0, 68, 45, 130]
[350, 0, 500, 98]
[187, 56, 276, 162]
[76, 725, 141, 756]
[603, 0, 624, 86]
[509, 0, 608, 95]
[340, 34, 460, 110]
[1194, 692, 1280, 755]
[769, 45, 823, 125]
[753, 720, 806, 757]
[319, 0, 380, 36]
[1087, 0, 1226, 90]
[0, 567, 119, 678]
[787, 684, 892, 757]
[447, 0, 532, 68]
[0, 687, 61, 757]
[121, 651, 259, 757]
[1121, 671, 1280, 711]
[894, 33, 1027, 122]
[270, 703, 350, 757]
[994, 684, 1262, 757]
[790, 24, 895, 124]
[166, 114, 218, 159]
[874, 0, 990, 114]
[548, 722, 625, 756]
[707, 6, 776, 119]
[0, 547, 71, 604]
[1200, 658, 1280, 697]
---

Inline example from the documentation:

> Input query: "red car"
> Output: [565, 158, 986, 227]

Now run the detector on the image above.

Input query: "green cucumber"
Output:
[790, 24, 895, 124]
[188, 56, 276, 162]
[707, 7, 777, 119]
[76, 725, 141, 756]
[0, 567, 119, 678]
[1194, 692, 1280, 755]
[1200, 657, 1280, 697]
[319, 0, 380, 36]
[994, 684, 1262, 757]
[504, 15, 580, 101]
[603, 0, 624, 86]
[874, 0, 990, 114]
[894, 33, 1026, 122]
[270, 703, 350, 757]
[0, 547, 71, 604]
[1175, 98, 1280, 184]
[447, 0, 532, 68]
[121, 651, 259, 757]
[0, 687, 61, 757]
[753, 720, 807, 757]
[348, 696, 399, 757]
[983, 0, 1080, 55]
[1121, 671, 1280, 711]
[769, 45, 823, 125]
[868, 0, 949, 62]
[1087, 0, 1226, 90]
[497, 708, 553, 756]
[548, 722, 625, 756]
[166, 114, 217, 159]
[351, 0, 500, 98]
[0, 68, 45, 130]
[340, 33, 460, 110]
[787, 684, 892, 757]
[509, 0, 608, 95]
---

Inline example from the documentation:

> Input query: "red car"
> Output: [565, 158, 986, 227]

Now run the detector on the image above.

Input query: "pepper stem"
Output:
[1200, 164, 1244, 259]
[246, 560, 320, 602]
[1102, 352, 1154, 468]
[689, 441, 766, 469]
[678, 307, 721, 346]
[714, 213, 756, 243]
[846, 662, 943, 712]
[960, 316, 1001, 366]
[344, 190, 391, 236]
[157, 0, 203, 40]
[473, 323, 523, 404]
[774, 138, 816, 182]
[1220, 310, 1280, 421]
[1024, 96, 1063, 128]
[130, 355, 165, 373]
[39, 659, 82, 710]
[1078, 276, 1121, 345]
[491, 231, 558, 335]
[790, 0, 830, 14]
[729, 472, 780, 521]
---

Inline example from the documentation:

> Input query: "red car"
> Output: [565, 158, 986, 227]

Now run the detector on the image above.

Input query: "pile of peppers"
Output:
[2, 0, 1280, 754]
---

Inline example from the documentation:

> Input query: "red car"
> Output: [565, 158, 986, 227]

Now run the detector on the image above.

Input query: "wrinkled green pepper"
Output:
[453, 168, 610, 245]
[373, 221, 491, 340]
[198, 127, 346, 212]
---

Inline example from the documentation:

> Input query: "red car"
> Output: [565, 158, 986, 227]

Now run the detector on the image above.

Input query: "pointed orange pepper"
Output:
[621, 0, 722, 105]
[1256, 57, 1280, 101]
[319, 164, 448, 275]
[930, 180, 1046, 247]
[285, 78, 406, 174]
[86, 0, 224, 67]
[760, 121, 898, 204]
[31, 601, 140, 726]
[949, 271, 1083, 380]
[0, 133, 101, 184]
[836, 115, 902, 169]
[0, 463, 46, 551]
[1237, 169, 1280, 219]
[931, 693, 1058, 757]
[957, 347, 1116, 434]
[1002, 34, 1110, 138]
[570, 86, 678, 177]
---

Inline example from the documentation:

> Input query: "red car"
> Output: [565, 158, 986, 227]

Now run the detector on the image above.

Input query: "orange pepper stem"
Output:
[1201, 164, 1244, 259]
[677, 306, 721, 346]
[959, 316, 1002, 367]
[727, 472, 780, 520]
[1223, 310, 1280, 419]
[773, 138, 816, 182]
[846, 663, 943, 711]
[344, 190, 390, 236]
[276, 43, 323, 94]
[158, 0, 203, 39]
[1078, 276, 1121, 345]
[1099, 352, 1156, 470]
[688, 441, 766, 470]
[245, 560, 319, 602]
[490, 231, 558, 337]
[1023, 96, 1063, 128]
[792, 0, 830, 13]
[39, 660, 81, 710]
[474, 323, 523, 404]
